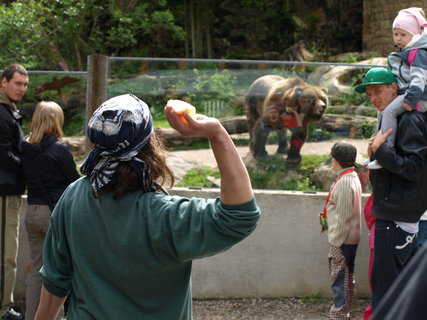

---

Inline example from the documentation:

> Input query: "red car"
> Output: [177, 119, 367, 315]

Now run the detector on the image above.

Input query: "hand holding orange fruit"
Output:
[166, 99, 196, 125]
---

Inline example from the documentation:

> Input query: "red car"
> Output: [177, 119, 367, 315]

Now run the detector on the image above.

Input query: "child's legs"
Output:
[328, 245, 352, 319]
[417, 100, 427, 112]
[380, 94, 405, 147]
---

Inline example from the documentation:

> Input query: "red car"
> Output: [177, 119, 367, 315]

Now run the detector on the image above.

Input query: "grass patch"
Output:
[177, 167, 220, 188]
[167, 140, 210, 151]
[301, 294, 327, 304]
[248, 154, 329, 191]
[176, 154, 330, 191]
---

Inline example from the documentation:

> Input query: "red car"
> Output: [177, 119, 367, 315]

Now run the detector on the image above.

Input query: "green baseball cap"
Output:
[354, 67, 396, 93]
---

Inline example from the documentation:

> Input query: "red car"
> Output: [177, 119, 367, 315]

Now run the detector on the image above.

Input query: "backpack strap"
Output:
[408, 48, 419, 65]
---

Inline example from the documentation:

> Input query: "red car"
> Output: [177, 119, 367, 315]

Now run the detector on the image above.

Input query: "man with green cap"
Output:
[356, 65, 427, 170]
[355, 67, 427, 312]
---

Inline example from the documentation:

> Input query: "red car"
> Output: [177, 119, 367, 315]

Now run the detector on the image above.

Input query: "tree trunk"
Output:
[190, 0, 196, 58]
[44, 41, 69, 71]
[206, 8, 212, 59]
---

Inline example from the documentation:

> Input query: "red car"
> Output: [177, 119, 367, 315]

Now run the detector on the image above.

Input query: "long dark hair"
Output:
[101, 135, 175, 199]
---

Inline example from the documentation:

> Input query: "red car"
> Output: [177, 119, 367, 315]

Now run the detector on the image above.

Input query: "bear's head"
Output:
[263, 77, 328, 125]
[283, 85, 328, 119]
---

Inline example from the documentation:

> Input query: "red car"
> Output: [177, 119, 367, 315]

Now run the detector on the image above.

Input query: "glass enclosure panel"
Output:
[107, 58, 383, 140]
[5, 59, 386, 191]
[106, 58, 384, 191]
[17, 71, 87, 137]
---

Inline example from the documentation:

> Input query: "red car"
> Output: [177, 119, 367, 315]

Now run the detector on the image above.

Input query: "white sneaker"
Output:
[363, 159, 370, 166]
[367, 160, 383, 170]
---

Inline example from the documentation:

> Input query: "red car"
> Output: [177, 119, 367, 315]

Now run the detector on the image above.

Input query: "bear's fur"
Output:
[245, 75, 328, 162]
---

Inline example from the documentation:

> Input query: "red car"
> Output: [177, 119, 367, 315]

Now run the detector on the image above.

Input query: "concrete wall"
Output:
[15, 189, 371, 301]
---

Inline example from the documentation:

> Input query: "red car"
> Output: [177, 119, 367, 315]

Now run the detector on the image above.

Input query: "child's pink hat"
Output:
[393, 7, 427, 35]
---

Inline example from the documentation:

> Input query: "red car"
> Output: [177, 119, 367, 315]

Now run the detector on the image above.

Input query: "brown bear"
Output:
[245, 75, 328, 163]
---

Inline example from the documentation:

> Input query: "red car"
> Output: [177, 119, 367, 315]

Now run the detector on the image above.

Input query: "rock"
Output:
[311, 152, 369, 190]
[307, 57, 387, 97]
[327, 105, 377, 117]
[63, 136, 86, 153]
[311, 159, 337, 190]
[318, 114, 376, 138]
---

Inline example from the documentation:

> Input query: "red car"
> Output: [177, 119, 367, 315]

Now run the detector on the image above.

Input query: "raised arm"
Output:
[164, 105, 253, 205]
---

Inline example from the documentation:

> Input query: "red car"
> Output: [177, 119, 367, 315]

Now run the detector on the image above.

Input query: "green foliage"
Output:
[63, 113, 85, 136]
[167, 140, 210, 151]
[330, 91, 369, 107]
[342, 52, 358, 63]
[247, 154, 329, 191]
[360, 121, 375, 139]
[0, 0, 185, 70]
[0, 0, 86, 68]
[191, 69, 238, 103]
[177, 167, 220, 188]
[307, 127, 332, 142]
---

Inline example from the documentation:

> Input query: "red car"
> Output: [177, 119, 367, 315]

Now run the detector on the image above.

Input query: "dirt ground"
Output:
[193, 297, 370, 320]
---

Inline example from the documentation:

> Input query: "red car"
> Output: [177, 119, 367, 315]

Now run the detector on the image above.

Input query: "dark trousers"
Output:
[371, 219, 418, 310]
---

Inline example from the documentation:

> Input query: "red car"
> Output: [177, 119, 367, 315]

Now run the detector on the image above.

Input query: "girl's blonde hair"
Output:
[27, 101, 64, 143]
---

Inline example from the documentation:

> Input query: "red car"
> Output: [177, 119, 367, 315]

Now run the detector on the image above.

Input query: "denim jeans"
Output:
[416, 220, 427, 249]
[371, 219, 418, 310]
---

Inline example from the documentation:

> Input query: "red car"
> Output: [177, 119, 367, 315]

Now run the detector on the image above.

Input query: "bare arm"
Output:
[35, 286, 66, 320]
[164, 105, 253, 204]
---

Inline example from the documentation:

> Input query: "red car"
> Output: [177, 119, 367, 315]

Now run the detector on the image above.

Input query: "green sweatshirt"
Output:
[41, 177, 260, 320]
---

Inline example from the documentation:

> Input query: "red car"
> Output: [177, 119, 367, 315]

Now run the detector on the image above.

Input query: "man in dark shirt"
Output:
[0, 64, 28, 320]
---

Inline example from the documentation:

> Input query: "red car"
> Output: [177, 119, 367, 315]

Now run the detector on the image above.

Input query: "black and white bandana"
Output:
[80, 94, 154, 193]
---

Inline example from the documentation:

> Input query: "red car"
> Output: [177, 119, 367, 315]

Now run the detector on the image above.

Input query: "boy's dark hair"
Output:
[1, 64, 28, 81]
[331, 141, 357, 168]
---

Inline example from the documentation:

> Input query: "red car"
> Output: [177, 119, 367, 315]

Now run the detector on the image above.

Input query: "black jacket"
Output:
[371, 111, 427, 223]
[0, 102, 25, 196]
[21, 134, 80, 205]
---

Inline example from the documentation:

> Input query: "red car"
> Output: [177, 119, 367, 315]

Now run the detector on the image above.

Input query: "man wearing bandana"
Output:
[34, 94, 260, 320]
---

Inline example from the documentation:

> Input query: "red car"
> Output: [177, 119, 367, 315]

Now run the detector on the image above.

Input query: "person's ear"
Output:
[391, 82, 398, 91]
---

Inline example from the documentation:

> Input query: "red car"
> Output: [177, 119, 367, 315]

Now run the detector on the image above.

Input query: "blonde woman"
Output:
[21, 101, 79, 320]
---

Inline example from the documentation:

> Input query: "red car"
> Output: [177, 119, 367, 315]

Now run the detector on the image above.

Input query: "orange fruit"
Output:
[167, 99, 196, 125]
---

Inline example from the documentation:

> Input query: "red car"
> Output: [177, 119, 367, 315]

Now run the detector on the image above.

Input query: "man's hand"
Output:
[372, 128, 393, 153]
[367, 137, 374, 157]
[403, 103, 413, 111]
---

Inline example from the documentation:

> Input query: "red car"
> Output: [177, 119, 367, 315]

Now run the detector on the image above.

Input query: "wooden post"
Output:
[141, 61, 149, 73]
[85, 54, 108, 152]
